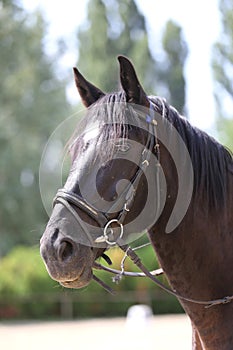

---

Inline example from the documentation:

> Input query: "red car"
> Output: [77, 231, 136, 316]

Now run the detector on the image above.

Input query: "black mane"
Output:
[149, 96, 232, 209]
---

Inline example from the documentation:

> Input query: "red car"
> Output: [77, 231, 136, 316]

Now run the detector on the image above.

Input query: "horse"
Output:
[40, 56, 233, 349]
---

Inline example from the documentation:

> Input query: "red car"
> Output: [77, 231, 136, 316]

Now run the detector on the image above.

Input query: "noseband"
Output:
[53, 100, 233, 308]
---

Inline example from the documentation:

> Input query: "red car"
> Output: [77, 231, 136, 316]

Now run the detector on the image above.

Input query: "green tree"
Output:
[77, 0, 156, 92]
[77, 2, 188, 114]
[0, 0, 70, 255]
[159, 20, 188, 114]
[212, 0, 233, 149]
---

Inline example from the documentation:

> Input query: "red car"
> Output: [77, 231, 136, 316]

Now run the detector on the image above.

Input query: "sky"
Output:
[21, 0, 221, 134]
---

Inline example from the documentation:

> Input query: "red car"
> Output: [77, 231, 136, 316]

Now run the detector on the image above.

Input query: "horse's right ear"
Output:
[73, 67, 105, 107]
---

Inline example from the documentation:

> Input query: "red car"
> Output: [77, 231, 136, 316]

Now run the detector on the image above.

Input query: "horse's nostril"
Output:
[58, 239, 74, 262]
[51, 228, 59, 244]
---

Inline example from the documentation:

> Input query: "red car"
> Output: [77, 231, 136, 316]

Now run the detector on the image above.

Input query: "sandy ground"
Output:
[0, 314, 192, 350]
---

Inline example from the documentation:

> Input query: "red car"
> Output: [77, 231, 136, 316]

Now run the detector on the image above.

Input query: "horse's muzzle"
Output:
[40, 227, 94, 288]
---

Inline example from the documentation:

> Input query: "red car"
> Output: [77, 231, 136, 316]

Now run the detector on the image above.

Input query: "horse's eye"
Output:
[115, 142, 130, 153]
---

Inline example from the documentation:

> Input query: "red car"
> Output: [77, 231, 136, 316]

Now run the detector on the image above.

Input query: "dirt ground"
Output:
[0, 314, 192, 350]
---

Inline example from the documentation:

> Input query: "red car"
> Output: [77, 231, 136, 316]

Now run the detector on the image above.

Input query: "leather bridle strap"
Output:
[54, 189, 108, 227]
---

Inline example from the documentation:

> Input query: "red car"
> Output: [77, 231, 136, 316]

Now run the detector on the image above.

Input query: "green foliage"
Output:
[0, 246, 60, 318]
[0, 1, 71, 255]
[0, 246, 55, 296]
[212, 0, 233, 150]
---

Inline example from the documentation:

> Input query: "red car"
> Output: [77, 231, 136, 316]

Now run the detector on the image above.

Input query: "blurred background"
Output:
[0, 0, 233, 323]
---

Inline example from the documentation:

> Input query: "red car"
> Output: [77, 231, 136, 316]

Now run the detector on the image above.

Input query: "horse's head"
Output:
[40, 56, 163, 289]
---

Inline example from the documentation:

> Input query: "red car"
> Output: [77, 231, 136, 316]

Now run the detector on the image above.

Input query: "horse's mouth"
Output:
[60, 279, 85, 288]
[58, 252, 112, 289]
[59, 267, 93, 289]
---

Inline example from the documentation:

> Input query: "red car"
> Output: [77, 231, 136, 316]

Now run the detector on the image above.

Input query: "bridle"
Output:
[54, 101, 159, 246]
[53, 100, 233, 308]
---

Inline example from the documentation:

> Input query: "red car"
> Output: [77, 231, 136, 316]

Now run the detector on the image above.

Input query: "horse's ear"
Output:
[118, 56, 149, 106]
[73, 67, 105, 107]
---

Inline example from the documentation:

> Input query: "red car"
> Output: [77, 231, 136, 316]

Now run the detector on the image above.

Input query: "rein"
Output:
[94, 240, 233, 308]
[53, 100, 233, 309]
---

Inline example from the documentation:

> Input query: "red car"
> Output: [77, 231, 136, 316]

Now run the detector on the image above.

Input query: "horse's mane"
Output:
[149, 96, 232, 209]
[69, 92, 232, 209]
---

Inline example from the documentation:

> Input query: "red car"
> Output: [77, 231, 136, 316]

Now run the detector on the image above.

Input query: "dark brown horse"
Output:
[40, 56, 233, 349]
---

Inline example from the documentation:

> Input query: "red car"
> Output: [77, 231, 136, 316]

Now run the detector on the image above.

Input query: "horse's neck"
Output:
[149, 190, 233, 349]
[148, 128, 233, 349]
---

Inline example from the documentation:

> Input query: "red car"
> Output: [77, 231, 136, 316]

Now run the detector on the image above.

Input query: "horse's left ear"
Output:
[73, 67, 105, 107]
[118, 55, 149, 106]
